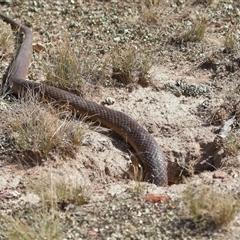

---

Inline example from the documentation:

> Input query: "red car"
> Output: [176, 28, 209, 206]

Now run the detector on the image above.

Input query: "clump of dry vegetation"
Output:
[28, 175, 90, 210]
[182, 185, 238, 226]
[46, 41, 83, 96]
[182, 19, 207, 42]
[0, 174, 89, 239]
[45, 38, 111, 96]
[1, 206, 61, 240]
[46, 38, 151, 93]
[6, 98, 85, 165]
[141, 0, 162, 24]
[0, 19, 14, 57]
[111, 44, 151, 87]
[128, 164, 146, 197]
[193, 0, 214, 5]
[51, 178, 89, 209]
[218, 132, 240, 156]
[224, 33, 237, 53]
[143, 0, 163, 7]
[207, 91, 240, 158]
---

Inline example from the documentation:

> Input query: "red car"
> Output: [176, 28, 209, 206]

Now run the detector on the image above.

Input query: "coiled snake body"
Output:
[0, 12, 168, 186]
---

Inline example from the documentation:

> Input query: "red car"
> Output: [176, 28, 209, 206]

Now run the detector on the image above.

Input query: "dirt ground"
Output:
[0, 1, 240, 239]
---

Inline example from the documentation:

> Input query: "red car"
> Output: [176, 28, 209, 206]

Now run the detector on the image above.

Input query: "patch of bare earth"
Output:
[0, 0, 240, 239]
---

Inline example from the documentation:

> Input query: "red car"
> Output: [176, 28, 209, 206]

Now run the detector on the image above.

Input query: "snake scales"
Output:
[0, 12, 168, 186]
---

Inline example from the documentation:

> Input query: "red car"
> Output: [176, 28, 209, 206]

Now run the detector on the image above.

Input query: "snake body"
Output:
[0, 12, 168, 186]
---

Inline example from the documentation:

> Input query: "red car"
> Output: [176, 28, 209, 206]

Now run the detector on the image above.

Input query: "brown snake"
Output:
[0, 12, 168, 186]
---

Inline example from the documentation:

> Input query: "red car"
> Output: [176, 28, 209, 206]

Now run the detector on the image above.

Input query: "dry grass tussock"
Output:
[181, 19, 207, 43]
[127, 164, 146, 197]
[218, 132, 240, 157]
[0, 19, 14, 58]
[111, 44, 151, 88]
[1, 206, 61, 240]
[182, 185, 239, 227]
[2, 95, 86, 166]
[45, 36, 111, 97]
[224, 32, 238, 53]
[141, 0, 163, 24]
[0, 173, 90, 240]
[27, 173, 90, 211]
[45, 34, 152, 94]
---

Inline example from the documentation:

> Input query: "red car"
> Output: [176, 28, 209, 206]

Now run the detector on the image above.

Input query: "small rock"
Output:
[146, 194, 169, 203]
[89, 230, 99, 236]
[33, 43, 44, 53]
[213, 170, 227, 179]
[105, 97, 115, 105]
[113, 36, 121, 42]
